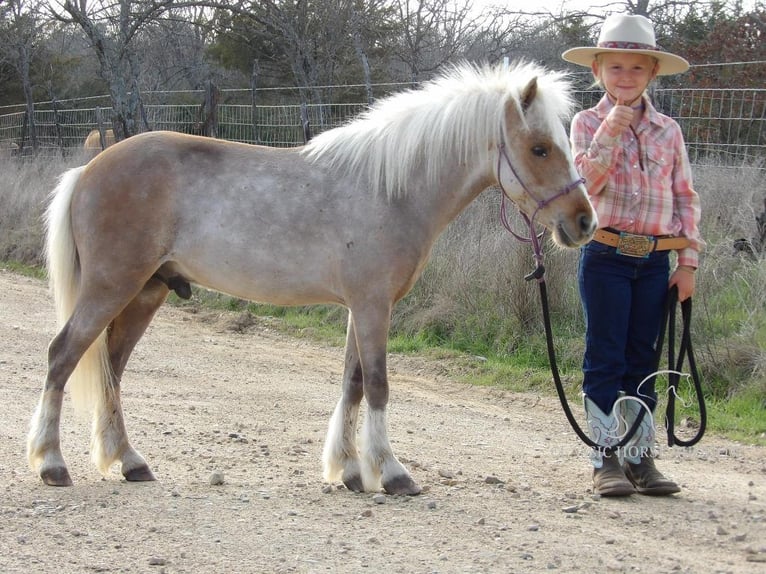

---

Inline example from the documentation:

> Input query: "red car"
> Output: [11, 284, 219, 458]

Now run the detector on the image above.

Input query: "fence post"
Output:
[51, 94, 65, 154]
[139, 100, 150, 133]
[300, 102, 312, 143]
[19, 111, 28, 156]
[251, 60, 260, 144]
[203, 81, 219, 138]
[95, 107, 108, 149]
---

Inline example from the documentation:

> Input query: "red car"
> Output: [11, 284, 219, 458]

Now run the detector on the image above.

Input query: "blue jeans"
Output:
[578, 241, 669, 415]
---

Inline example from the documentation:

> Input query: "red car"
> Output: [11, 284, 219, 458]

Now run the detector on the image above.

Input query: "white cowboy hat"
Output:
[562, 14, 689, 76]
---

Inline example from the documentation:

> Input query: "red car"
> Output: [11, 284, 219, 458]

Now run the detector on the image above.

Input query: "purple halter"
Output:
[495, 142, 585, 281]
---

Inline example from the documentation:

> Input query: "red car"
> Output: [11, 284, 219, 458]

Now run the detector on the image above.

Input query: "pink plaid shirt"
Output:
[571, 94, 703, 267]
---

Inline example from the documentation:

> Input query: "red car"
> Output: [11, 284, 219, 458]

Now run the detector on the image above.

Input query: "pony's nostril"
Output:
[577, 213, 594, 235]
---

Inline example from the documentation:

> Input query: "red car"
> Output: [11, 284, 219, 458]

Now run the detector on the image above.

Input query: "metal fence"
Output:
[0, 84, 764, 164]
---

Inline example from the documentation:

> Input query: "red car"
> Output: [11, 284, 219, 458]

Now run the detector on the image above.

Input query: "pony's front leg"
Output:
[355, 308, 421, 496]
[361, 407, 421, 495]
[323, 315, 365, 491]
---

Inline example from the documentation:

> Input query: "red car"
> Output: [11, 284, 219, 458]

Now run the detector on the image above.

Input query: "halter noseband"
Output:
[495, 142, 585, 281]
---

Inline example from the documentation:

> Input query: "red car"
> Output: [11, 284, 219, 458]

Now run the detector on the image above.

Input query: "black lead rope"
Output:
[535, 274, 644, 452]
[656, 285, 707, 447]
[533, 266, 706, 452]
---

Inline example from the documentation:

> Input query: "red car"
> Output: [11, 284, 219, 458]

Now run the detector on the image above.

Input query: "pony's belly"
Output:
[173, 258, 344, 307]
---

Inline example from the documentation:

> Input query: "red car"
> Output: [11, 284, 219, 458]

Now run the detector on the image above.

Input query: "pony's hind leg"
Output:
[28, 314, 113, 486]
[28, 380, 71, 486]
[93, 277, 170, 481]
[323, 314, 365, 491]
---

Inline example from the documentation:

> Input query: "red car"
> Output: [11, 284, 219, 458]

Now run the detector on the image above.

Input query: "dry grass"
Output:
[0, 155, 81, 265]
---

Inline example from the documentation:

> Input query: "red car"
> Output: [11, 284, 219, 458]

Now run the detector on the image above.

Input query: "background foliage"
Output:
[1, 1, 764, 134]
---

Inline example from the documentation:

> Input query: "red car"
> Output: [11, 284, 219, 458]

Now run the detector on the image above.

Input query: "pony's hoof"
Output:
[383, 474, 422, 496]
[123, 464, 156, 482]
[342, 473, 365, 493]
[40, 466, 73, 487]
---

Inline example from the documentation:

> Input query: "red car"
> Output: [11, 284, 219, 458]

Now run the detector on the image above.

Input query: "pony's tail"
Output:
[45, 166, 113, 417]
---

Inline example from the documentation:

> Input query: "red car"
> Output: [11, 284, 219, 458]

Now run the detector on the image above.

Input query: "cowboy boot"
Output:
[584, 396, 635, 497]
[620, 398, 680, 496]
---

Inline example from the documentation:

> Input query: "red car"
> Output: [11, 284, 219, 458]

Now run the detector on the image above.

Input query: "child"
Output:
[562, 14, 703, 496]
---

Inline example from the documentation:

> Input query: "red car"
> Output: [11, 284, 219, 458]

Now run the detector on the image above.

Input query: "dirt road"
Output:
[1, 270, 764, 573]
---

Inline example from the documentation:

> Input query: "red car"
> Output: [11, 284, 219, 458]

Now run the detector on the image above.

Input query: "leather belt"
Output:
[592, 228, 690, 258]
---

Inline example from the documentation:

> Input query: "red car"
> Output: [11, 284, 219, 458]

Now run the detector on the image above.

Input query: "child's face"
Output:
[592, 52, 658, 104]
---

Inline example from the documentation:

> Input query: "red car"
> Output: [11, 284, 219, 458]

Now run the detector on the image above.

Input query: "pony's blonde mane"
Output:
[302, 61, 574, 199]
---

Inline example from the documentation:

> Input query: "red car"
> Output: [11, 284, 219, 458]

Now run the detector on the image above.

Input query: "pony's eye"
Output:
[531, 145, 548, 158]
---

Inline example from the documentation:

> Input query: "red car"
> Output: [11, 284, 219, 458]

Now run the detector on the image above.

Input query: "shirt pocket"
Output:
[646, 147, 673, 182]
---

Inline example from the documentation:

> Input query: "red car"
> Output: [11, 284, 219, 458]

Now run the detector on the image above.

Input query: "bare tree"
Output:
[50, 1, 144, 138]
[0, 0, 50, 152]
[49, 0, 222, 139]
[348, 1, 400, 103]
[391, 0, 488, 82]
[139, 5, 219, 91]
[249, 1, 367, 106]
[211, 0, 396, 121]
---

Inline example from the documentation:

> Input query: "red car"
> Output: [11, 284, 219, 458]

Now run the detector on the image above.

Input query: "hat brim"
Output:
[562, 47, 689, 76]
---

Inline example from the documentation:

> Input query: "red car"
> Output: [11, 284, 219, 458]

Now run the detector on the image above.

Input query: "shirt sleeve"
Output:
[670, 124, 704, 268]
[571, 111, 621, 196]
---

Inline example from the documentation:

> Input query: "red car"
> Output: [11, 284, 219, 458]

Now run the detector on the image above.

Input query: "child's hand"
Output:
[605, 96, 633, 134]
[669, 266, 696, 301]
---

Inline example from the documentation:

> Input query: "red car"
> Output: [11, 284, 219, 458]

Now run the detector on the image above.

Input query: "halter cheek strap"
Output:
[495, 142, 585, 281]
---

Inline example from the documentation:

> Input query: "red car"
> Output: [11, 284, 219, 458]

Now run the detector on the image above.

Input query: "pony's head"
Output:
[491, 63, 597, 247]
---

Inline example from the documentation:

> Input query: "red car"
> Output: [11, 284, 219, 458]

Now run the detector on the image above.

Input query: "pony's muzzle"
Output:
[556, 208, 597, 247]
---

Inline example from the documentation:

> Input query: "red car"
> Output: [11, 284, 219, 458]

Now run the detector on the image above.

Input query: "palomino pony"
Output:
[83, 128, 116, 158]
[28, 62, 597, 494]
[0, 139, 19, 158]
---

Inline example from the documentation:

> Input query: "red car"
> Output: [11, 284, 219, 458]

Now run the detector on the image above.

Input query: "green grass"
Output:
[1, 260, 46, 279]
[169, 288, 349, 346]
[706, 389, 766, 444]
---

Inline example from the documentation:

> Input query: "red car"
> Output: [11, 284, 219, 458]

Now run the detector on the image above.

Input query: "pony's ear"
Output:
[521, 77, 538, 112]
[504, 77, 538, 130]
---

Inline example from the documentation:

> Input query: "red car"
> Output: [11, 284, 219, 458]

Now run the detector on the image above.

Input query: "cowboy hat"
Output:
[562, 14, 689, 76]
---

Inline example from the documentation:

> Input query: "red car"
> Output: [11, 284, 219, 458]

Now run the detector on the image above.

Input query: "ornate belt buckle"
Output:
[616, 232, 654, 258]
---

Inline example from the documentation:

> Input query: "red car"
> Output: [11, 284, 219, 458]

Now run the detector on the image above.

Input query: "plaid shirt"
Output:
[571, 94, 703, 267]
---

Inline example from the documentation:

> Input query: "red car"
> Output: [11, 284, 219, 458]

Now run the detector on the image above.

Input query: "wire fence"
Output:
[0, 82, 764, 165]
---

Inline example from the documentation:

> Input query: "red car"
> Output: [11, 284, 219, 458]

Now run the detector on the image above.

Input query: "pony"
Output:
[28, 61, 597, 494]
[0, 140, 19, 158]
[83, 128, 116, 158]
